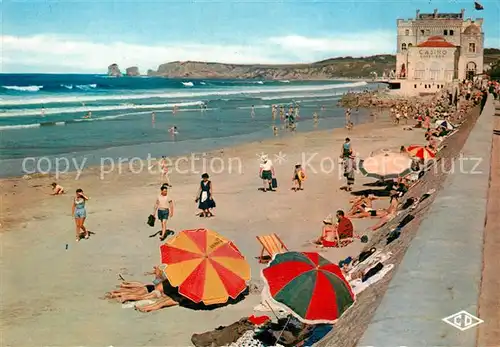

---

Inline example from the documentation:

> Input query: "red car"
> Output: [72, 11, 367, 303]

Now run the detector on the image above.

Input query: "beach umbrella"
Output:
[406, 145, 436, 161]
[160, 228, 251, 305]
[262, 251, 355, 324]
[359, 152, 413, 179]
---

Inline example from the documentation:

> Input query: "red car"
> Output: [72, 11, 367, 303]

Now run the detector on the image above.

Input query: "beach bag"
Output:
[271, 178, 278, 189]
[147, 214, 156, 227]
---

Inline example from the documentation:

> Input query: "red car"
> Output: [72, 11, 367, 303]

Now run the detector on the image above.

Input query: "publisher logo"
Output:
[442, 311, 484, 331]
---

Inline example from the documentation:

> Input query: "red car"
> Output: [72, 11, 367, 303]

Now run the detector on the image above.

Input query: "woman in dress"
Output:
[72, 188, 90, 241]
[195, 173, 215, 217]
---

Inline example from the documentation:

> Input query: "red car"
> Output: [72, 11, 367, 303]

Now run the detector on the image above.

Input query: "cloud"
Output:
[1, 32, 397, 73]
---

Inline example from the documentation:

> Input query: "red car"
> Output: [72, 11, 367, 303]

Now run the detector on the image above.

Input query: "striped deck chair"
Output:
[256, 234, 288, 263]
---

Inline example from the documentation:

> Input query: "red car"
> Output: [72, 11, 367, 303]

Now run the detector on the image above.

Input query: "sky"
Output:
[1, 0, 499, 73]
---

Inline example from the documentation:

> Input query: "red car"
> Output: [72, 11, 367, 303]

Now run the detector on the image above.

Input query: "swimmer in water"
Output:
[250, 105, 255, 118]
[41, 107, 46, 117]
[173, 105, 178, 115]
[169, 126, 178, 134]
[83, 111, 92, 119]
[152, 112, 156, 122]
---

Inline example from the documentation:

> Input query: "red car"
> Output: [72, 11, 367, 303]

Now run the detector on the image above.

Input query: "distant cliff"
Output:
[126, 66, 140, 76]
[107, 63, 122, 77]
[146, 49, 500, 79]
[146, 56, 396, 79]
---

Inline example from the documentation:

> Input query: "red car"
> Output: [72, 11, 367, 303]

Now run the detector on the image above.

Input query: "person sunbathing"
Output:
[347, 194, 378, 217]
[135, 296, 179, 312]
[105, 265, 166, 299]
[351, 196, 398, 219]
[366, 197, 400, 231]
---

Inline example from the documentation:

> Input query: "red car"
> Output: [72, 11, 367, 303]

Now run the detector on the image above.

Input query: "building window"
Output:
[450, 30, 454, 36]
[408, 43, 413, 48]
[414, 84, 417, 89]
[420, 29, 425, 35]
[425, 29, 430, 35]
[441, 84, 444, 88]
[405, 29, 410, 36]
[401, 43, 407, 51]
[437, 85, 440, 89]
[424, 85, 428, 89]
[444, 29, 448, 35]
[468, 42, 476, 53]
[429, 62, 440, 80]
[415, 62, 425, 80]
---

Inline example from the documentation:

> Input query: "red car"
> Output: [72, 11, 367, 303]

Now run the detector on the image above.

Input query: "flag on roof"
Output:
[474, 2, 484, 10]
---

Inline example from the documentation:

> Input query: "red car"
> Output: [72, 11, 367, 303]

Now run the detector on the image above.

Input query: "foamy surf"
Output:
[0, 81, 367, 107]
[1, 101, 204, 117]
[2, 85, 43, 92]
[182, 82, 194, 87]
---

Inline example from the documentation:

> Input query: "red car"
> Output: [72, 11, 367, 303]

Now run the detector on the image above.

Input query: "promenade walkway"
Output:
[357, 95, 496, 347]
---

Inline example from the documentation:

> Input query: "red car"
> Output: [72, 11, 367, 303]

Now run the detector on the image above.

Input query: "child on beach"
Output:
[51, 182, 65, 195]
[72, 188, 90, 241]
[292, 164, 306, 191]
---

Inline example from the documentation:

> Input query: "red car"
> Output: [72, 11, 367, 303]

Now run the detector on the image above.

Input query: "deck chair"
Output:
[256, 234, 288, 263]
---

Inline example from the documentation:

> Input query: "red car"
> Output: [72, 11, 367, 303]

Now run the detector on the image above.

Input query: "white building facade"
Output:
[393, 9, 484, 95]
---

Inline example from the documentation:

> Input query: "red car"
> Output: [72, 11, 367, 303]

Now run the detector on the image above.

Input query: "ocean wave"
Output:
[260, 91, 344, 101]
[238, 105, 270, 110]
[1, 101, 204, 117]
[2, 85, 43, 92]
[182, 82, 194, 87]
[279, 80, 290, 83]
[0, 81, 367, 107]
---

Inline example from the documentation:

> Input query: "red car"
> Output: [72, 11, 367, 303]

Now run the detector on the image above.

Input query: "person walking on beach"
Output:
[341, 138, 353, 159]
[159, 156, 172, 187]
[72, 188, 90, 241]
[195, 173, 216, 217]
[292, 164, 306, 191]
[153, 185, 174, 241]
[259, 154, 275, 192]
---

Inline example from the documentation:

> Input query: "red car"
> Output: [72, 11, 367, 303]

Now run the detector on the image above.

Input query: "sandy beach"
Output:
[1, 109, 428, 346]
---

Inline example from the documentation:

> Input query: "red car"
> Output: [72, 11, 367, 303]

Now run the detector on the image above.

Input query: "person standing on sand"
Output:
[72, 189, 90, 241]
[259, 155, 275, 192]
[158, 156, 172, 187]
[195, 173, 216, 217]
[153, 185, 174, 241]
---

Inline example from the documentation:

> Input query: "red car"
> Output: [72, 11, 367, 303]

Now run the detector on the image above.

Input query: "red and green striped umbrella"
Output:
[261, 251, 355, 324]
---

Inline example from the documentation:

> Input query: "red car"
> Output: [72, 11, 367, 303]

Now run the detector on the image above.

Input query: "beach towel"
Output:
[350, 264, 395, 295]
[302, 325, 334, 346]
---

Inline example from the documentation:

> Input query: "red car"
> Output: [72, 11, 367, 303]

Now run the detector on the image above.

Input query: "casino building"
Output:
[392, 8, 484, 94]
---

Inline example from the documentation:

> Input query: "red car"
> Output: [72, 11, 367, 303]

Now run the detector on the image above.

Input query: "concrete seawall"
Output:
[357, 96, 495, 347]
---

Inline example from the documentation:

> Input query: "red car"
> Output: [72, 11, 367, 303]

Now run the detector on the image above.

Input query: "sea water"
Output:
[0, 74, 380, 177]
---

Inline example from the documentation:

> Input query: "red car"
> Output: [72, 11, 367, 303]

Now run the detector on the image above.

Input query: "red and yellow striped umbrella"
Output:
[406, 145, 436, 161]
[160, 228, 250, 305]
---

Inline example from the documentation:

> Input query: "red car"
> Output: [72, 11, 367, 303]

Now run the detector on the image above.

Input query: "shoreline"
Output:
[2, 107, 375, 180]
